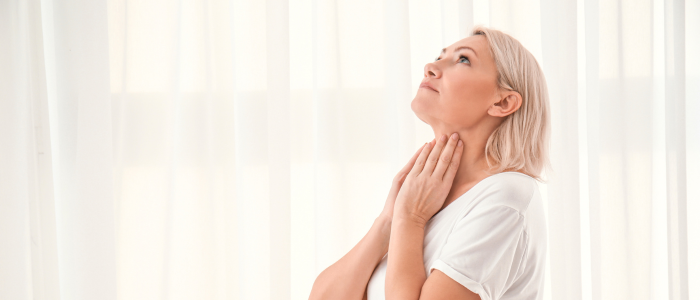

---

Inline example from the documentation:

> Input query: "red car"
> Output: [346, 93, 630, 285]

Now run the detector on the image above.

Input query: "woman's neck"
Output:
[432, 129, 496, 210]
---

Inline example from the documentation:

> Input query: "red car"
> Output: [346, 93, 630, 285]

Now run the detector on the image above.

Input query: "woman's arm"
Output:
[308, 216, 391, 300]
[386, 135, 462, 300]
[309, 144, 426, 300]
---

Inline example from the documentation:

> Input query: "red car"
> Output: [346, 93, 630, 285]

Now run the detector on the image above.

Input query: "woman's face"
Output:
[411, 35, 500, 130]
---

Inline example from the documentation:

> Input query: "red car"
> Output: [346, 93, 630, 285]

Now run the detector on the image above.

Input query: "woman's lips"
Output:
[420, 84, 438, 93]
[419, 83, 438, 93]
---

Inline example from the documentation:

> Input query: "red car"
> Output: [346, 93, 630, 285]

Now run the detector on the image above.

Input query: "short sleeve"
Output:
[429, 205, 526, 300]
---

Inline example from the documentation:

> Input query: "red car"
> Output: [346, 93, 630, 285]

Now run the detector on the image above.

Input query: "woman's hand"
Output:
[394, 133, 463, 227]
[378, 143, 428, 223]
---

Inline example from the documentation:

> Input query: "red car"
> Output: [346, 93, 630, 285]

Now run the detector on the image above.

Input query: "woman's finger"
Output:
[421, 134, 448, 176]
[409, 138, 435, 177]
[432, 133, 460, 178]
[442, 139, 463, 182]
[400, 143, 427, 174]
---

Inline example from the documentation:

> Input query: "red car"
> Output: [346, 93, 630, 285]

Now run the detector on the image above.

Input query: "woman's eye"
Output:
[433, 56, 470, 64]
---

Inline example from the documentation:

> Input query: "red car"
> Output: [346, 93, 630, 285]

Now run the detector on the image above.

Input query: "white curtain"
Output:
[1, 0, 698, 299]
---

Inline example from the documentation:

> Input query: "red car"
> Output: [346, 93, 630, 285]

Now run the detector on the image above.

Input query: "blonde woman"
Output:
[309, 25, 551, 300]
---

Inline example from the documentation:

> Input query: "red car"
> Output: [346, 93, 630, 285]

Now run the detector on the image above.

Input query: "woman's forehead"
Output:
[441, 35, 488, 55]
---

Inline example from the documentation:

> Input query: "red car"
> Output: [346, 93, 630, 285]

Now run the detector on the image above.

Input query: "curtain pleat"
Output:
[266, 0, 292, 299]
[39, 0, 117, 299]
[664, 1, 688, 299]
[1, 1, 62, 300]
[540, 1, 581, 300]
[1, 0, 698, 300]
[583, 0, 602, 299]
[685, 0, 700, 298]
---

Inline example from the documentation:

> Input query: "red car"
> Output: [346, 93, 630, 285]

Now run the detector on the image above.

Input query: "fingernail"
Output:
[458, 140, 463, 147]
[440, 135, 447, 142]
[451, 133, 458, 140]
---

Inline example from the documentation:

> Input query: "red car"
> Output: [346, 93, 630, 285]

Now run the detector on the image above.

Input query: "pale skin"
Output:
[381, 34, 524, 299]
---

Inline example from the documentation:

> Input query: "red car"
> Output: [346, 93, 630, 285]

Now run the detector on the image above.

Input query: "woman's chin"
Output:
[411, 99, 432, 124]
[411, 110, 430, 125]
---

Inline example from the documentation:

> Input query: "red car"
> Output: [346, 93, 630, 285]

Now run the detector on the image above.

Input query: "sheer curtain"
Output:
[1, 0, 698, 300]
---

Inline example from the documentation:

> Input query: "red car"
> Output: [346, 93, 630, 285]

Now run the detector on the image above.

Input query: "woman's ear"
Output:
[487, 91, 522, 117]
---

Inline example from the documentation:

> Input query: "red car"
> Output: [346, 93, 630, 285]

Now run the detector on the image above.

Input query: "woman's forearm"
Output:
[385, 218, 427, 300]
[309, 217, 392, 300]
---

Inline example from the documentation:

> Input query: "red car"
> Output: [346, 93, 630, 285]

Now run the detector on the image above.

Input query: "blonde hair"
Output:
[472, 25, 552, 183]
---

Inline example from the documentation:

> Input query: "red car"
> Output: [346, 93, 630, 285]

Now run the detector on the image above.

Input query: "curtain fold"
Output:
[1, 0, 698, 300]
[664, 1, 689, 299]
[266, 0, 291, 299]
[540, 0, 581, 299]
[44, 0, 117, 299]
[1, 1, 61, 299]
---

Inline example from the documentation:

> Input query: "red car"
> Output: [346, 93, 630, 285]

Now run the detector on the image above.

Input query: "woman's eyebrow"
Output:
[439, 46, 478, 58]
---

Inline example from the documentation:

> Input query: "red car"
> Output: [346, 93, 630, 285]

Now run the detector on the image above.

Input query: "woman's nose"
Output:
[424, 62, 441, 78]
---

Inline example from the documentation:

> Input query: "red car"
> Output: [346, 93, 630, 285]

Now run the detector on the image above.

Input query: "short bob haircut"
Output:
[472, 25, 552, 183]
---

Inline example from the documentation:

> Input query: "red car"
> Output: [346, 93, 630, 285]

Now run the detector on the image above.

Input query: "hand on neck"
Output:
[432, 128, 492, 187]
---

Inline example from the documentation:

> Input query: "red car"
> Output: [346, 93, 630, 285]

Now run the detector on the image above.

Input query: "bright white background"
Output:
[1, 0, 698, 299]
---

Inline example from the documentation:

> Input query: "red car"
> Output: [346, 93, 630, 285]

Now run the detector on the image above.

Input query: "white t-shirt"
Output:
[366, 171, 547, 300]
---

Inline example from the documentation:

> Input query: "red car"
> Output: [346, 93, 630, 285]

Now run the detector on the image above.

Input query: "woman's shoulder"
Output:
[472, 171, 537, 213]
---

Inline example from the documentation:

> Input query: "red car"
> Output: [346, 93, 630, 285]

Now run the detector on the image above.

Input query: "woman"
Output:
[309, 25, 551, 300]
